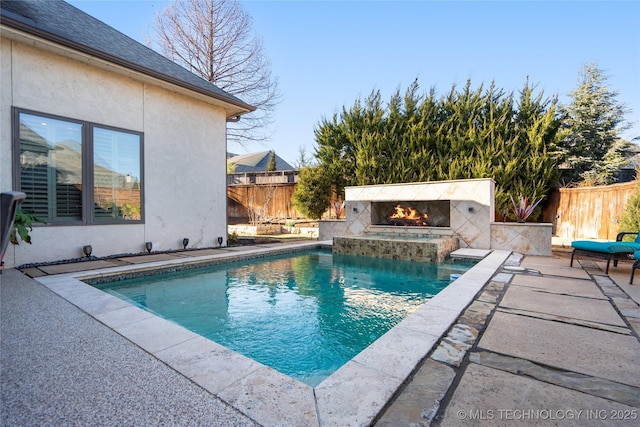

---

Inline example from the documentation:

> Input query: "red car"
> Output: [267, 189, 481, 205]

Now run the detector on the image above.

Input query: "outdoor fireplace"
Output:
[371, 201, 450, 227]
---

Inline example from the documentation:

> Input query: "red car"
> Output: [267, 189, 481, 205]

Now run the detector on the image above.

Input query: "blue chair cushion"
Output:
[571, 240, 640, 254]
[635, 250, 640, 261]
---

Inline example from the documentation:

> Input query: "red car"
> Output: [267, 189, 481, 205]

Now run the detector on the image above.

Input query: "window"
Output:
[14, 109, 143, 224]
[92, 127, 142, 221]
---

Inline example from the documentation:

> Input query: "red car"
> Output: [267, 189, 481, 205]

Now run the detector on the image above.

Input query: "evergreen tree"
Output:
[310, 79, 563, 214]
[267, 150, 277, 171]
[618, 171, 640, 234]
[559, 63, 630, 185]
[292, 166, 332, 219]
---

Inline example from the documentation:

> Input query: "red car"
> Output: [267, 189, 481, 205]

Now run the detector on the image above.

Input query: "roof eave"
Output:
[0, 12, 256, 118]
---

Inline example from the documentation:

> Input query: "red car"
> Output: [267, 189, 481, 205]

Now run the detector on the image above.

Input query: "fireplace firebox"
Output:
[371, 201, 450, 227]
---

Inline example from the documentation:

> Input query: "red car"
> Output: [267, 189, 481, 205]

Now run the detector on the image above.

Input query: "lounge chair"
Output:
[570, 232, 640, 274]
[631, 251, 640, 284]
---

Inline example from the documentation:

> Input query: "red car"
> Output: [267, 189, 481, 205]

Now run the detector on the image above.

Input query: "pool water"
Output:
[96, 249, 472, 386]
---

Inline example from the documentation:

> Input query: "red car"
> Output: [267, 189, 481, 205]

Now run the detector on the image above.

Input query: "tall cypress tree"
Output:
[267, 150, 277, 171]
[310, 79, 564, 214]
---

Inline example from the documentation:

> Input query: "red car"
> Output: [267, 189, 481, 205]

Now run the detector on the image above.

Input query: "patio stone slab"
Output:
[175, 248, 231, 256]
[352, 325, 440, 381]
[475, 286, 502, 304]
[71, 288, 134, 317]
[42, 277, 95, 298]
[44, 279, 131, 316]
[496, 307, 631, 335]
[114, 315, 200, 354]
[465, 300, 494, 316]
[116, 253, 184, 263]
[491, 272, 513, 283]
[376, 359, 456, 426]
[216, 365, 318, 427]
[479, 312, 640, 387]
[628, 317, 640, 336]
[431, 323, 478, 367]
[400, 303, 461, 336]
[19, 267, 47, 277]
[440, 363, 638, 426]
[223, 246, 260, 251]
[471, 351, 640, 407]
[510, 274, 607, 299]
[155, 336, 263, 395]
[594, 275, 633, 299]
[39, 260, 121, 274]
[94, 304, 155, 328]
[622, 307, 640, 319]
[521, 255, 576, 268]
[499, 286, 626, 326]
[612, 296, 640, 313]
[457, 304, 494, 330]
[520, 257, 591, 279]
[315, 361, 400, 427]
[543, 265, 594, 279]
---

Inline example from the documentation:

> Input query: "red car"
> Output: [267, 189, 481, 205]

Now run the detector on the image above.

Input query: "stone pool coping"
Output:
[33, 241, 511, 426]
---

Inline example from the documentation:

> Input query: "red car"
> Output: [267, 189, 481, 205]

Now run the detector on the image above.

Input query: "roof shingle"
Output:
[0, 0, 254, 116]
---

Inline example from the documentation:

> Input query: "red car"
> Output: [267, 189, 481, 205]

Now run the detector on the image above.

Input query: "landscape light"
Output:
[82, 245, 92, 257]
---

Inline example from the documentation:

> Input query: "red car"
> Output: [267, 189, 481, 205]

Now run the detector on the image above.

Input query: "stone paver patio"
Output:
[376, 255, 640, 426]
[2, 243, 639, 426]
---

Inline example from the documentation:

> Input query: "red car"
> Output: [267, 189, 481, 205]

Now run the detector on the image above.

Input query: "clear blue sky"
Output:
[68, 0, 640, 165]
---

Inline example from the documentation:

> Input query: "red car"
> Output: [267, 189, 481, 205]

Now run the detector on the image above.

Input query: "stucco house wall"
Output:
[1, 6, 247, 267]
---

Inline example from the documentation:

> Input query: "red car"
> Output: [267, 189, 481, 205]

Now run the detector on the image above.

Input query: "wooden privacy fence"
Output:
[228, 180, 638, 239]
[227, 183, 301, 221]
[542, 181, 637, 241]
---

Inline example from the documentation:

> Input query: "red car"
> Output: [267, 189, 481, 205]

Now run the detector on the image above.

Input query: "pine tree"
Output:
[559, 63, 630, 185]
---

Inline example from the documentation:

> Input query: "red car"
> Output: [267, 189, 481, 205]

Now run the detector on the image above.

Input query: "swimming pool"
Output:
[37, 242, 510, 425]
[95, 249, 472, 386]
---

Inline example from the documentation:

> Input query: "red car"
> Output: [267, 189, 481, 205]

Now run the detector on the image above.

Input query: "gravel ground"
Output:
[1, 269, 259, 427]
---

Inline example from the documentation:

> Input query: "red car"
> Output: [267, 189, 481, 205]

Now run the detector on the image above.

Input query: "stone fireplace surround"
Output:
[371, 200, 450, 227]
[345, 179, 493, 249]
[319, 178, 552, 256]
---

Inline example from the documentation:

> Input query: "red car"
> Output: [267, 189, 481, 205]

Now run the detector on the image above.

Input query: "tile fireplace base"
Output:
[333, 235, 459, 262]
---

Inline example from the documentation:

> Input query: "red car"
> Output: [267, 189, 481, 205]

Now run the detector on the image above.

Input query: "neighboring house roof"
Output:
[0, 0, 255, 118]
[228, 151, 294, 173]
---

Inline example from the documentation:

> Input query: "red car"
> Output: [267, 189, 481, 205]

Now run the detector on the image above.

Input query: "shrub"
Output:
[227, 231, 239, 245]
[11, 207, 45, 245]
[292, 166, 332, 220]
[618, 173, 640, 235]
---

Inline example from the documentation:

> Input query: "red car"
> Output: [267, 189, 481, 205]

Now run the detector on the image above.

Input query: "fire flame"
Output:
[388, 204, 429, 226]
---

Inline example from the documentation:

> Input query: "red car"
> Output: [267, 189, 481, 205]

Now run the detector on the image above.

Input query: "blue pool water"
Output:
[96, 249, 472, 386]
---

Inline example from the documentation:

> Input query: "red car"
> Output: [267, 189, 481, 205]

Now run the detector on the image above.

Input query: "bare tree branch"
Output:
[153, 0, 282, 146]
